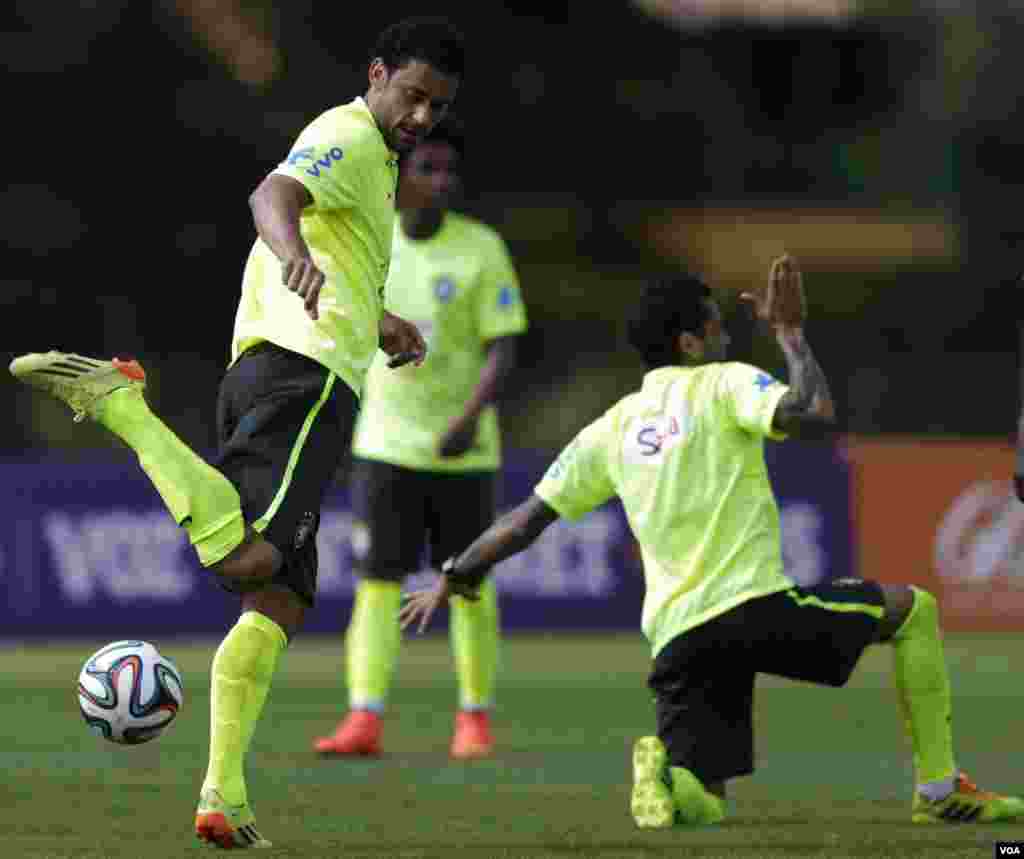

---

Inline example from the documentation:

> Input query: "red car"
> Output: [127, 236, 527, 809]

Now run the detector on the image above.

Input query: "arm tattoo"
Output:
[773, 327, 835, 434]
[449, 495, 559, 588]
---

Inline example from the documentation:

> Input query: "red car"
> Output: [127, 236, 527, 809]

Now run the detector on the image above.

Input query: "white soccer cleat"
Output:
[9, 351, 146, 422]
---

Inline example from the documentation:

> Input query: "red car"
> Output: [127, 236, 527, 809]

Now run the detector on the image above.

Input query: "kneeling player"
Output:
[400, 257, 1024, 826]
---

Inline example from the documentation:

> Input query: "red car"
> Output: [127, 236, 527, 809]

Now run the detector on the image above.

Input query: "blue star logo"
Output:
[754, 373, 778, 392]
[434, 276, 456, 303]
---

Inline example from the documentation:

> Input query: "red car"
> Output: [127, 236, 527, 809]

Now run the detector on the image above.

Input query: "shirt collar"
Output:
[353, 96, 399, 158]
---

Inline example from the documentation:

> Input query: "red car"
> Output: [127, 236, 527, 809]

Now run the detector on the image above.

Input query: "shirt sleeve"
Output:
[534, 413, 616, 521]
[271, 129, 360, 211]
[717, 362, 790, 440]
[476, 233, 527, 341]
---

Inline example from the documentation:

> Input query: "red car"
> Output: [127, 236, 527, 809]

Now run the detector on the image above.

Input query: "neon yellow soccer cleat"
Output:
[631, 736, 676, 828]
[912, 773, 1024, 824]
[9, 351, 145, 422]
[194, 788, 272, 849]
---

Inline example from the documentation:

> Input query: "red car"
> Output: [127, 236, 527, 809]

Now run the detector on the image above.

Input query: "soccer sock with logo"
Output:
[92, 387, 245, 565]
[891, 586, 957, 794]
[202, 611, 287, 806]
[450, 579, 499, 711]
[345, 579, 402, 712]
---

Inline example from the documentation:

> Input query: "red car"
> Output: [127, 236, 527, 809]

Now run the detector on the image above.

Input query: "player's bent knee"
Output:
[215, 532, 282, 583]
[887, 585, 938, 642]
[242, 586, 306, 640]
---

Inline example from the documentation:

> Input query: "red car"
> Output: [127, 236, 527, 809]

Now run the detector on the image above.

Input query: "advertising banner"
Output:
[0, 444, 852, 638]
[847, 439, 1023, 631]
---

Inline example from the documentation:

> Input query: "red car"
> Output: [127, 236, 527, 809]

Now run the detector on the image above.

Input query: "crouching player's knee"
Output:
[879, 585, 938, 643]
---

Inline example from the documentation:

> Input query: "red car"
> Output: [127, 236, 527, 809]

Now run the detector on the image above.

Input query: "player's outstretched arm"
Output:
[249, 174, 326, 320]
[400, 494, 559, 632]
[741, 255, 835, 437]
[771, 326, 835, 436]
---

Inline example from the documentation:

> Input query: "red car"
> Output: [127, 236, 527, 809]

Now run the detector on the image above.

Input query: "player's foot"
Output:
[669, 765, 726, 826]
[912, 772, 1024, 823]
[630, 736, 676, 828]
[450, 710, 494, 760]
[9, 351, 145, 423]
[194, 788, 272, 849]
[312, 710, 382, 756]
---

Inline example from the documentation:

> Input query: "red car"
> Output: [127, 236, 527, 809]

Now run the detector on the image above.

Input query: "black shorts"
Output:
[213, 342, 359, 606]
[648, 578, 885, 786]
[351, 457, 496, 580]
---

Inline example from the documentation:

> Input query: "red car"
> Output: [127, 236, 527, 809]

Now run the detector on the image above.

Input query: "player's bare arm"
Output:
[740, 255, 835, 436]
[439, 336, 519, 458]
[399, 493, 559, 632]
[771, 326, 835, 435]
[249, 174, 326, 321]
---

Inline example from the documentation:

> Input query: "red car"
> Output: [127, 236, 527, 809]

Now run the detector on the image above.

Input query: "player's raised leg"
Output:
[880, 585, 1024, 823]
[10, 352, 251, 569]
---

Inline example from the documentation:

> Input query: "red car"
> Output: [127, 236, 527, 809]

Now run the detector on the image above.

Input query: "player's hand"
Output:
[740, 253, 807, 328]
[439, 412, 479, 458]
[282, 256, 326, 321]
[400, 576, 453, 634]
[379, 311, 427, 368]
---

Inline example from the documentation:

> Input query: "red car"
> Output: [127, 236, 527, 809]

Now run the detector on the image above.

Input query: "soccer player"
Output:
[313, 116, 527, 760]
[10, 17, 463, 849]
[400, 257, 1024, 827]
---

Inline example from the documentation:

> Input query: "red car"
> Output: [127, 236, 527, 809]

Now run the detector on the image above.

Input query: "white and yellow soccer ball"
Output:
[77, 640, 183, 745]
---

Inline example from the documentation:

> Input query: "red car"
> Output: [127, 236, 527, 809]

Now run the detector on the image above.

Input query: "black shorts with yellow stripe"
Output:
[212, 341, 359, 606]
[648, 578, 885, 786]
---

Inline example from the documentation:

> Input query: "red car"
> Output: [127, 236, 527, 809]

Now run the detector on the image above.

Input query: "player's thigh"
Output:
[350, 457, 427, 581]
[648, 624, 756, 786]
[425, 471, 496, 568]
[214, 343, 356, 607]
[751, 579, 886, 686]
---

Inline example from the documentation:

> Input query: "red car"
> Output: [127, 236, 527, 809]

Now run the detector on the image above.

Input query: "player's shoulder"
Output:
[443, 212, 507, 249]
[296, 98, 387, 154]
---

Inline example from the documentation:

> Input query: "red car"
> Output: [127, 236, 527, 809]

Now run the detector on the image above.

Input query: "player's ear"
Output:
[368, 59, 389, 89]
[677, 331, 703, 362]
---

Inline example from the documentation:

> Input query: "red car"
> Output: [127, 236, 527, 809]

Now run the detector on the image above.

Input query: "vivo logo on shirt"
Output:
[285, 146, 344, 178]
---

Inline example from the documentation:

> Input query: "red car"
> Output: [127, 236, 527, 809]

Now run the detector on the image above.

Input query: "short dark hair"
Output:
[373, 17, 466, 79]
[421, 114, 466, 158]
[627, 276, 712, 368]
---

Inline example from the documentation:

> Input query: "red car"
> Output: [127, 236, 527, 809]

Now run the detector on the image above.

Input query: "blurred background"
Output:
[3, 0, 1023, 637]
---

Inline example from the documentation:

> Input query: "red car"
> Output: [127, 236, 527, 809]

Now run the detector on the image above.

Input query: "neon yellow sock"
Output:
[450, 579, 499, 710]
[92, 387, 244, 566]
[891, 587, 956, 785]
[202, 611, 287, 806]
[345, 579, 402, 711]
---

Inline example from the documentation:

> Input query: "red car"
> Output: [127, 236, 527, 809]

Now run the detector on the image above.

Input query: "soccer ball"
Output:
[77, 640, 183, 745]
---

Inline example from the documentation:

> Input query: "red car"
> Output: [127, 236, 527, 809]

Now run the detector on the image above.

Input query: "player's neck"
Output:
[401, 208, 445, 240]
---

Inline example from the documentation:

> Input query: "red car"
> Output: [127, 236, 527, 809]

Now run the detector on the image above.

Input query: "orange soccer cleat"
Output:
[450, 710, 494, 760]
[312, 710, 382, 757]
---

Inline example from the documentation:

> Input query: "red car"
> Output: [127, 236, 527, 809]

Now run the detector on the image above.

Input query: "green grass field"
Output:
[1, 633, 1020, 858]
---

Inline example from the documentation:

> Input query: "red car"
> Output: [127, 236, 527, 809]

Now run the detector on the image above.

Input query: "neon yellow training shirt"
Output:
[231, 97, 399, 397]
[534, 362, 794, 657]
[352, 212, 527, 472]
